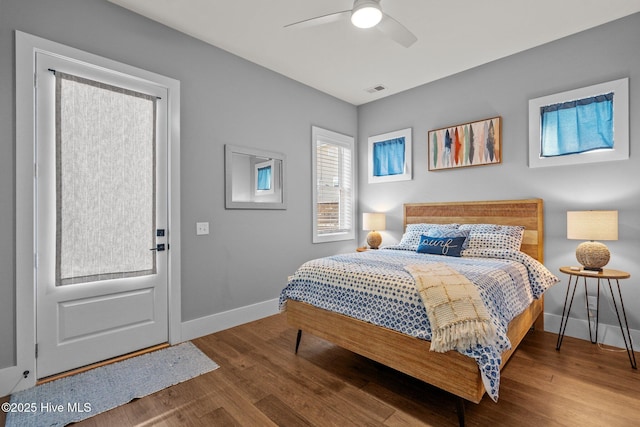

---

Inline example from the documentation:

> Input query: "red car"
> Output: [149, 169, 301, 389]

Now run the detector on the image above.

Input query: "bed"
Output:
[280, 199, 557, 424]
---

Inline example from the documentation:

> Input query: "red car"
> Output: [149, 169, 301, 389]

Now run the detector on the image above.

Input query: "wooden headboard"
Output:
[404, 199, 544, 262]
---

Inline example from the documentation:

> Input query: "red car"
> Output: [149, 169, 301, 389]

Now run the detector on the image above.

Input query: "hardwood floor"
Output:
[2, 313, 639, 426]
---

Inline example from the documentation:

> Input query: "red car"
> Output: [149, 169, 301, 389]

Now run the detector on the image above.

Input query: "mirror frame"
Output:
[224, 144, 287, 210]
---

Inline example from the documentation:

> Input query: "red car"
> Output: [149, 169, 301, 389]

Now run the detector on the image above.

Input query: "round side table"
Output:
[556, 266, 636, 369]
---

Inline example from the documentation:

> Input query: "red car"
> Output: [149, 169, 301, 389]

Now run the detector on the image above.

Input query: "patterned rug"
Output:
[5, 342, 219, 427]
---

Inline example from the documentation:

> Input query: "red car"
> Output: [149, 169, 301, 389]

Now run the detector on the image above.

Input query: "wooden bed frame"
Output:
[286, 199, 545, 406]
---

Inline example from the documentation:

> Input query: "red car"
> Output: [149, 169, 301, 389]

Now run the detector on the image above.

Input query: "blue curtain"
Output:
[257, 166, 271, 190]
[373, 137, 405, 176]
[540, 93, 614, 157]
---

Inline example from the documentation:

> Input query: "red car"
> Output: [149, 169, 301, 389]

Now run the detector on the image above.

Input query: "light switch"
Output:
[196, 222, 209, 235]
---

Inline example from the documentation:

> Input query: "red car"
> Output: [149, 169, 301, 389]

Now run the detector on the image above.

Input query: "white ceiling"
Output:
[108, 0, 640, 106]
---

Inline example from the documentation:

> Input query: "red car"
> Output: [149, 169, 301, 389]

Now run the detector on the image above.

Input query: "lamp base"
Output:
[576, 241, 610, 271]
[366, 231, 382, 249]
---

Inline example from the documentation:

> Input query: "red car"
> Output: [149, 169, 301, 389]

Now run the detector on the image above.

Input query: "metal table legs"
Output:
[606, 278, 637, 369]
[556, 274, 636, 369]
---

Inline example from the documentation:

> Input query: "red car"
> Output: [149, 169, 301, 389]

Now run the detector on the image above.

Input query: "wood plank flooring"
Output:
[2, 313, 639, 426]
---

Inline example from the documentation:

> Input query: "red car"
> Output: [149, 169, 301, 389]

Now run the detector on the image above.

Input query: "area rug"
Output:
[5, 342, 219, 427]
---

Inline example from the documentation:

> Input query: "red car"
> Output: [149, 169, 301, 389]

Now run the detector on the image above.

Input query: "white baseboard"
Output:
[181, 298, 280, 342]
[545, 313, 639, 352]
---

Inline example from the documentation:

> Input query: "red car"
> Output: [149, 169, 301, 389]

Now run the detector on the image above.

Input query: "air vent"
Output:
[366, 84, 386, 94]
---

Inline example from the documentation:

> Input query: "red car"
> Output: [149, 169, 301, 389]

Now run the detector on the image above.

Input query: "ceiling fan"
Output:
[284, 0, 417, 48]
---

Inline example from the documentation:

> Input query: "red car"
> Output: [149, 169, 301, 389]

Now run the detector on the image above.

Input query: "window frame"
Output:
[528, 78, 629, 168]
[311, 126, 356, 243]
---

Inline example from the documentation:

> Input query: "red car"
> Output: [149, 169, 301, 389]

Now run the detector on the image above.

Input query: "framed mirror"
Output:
[225, 144, 287, 209]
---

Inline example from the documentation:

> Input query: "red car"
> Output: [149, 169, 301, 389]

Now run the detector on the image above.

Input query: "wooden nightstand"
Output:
[556, 266, 636, 369]
[356, 246, 368, 252]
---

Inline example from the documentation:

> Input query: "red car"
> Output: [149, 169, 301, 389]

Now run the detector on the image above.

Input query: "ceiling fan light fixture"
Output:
[351, 0, 382, 29]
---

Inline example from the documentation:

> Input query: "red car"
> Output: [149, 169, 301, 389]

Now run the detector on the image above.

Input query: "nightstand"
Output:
[556, 266, 636, 369]
[356, 246, 368, 252]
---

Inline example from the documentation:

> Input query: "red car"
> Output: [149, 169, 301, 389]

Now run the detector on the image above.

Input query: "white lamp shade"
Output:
[363, 212, 385, 231]
[567, 210, 618, 241]
[568, 210, 618, 270]
[351, 0, 382, 28]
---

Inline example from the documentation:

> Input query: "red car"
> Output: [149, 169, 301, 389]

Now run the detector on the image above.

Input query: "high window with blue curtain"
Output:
[256, 165, 272, 191]
[373, 137, 405, 176]
[540, 93, 614, 157]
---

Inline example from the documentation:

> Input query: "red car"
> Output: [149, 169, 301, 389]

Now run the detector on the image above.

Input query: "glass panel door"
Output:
[55, 72, 157, 285]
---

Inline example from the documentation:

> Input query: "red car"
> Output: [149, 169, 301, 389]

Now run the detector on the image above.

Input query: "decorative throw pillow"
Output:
[458, 224, 525, 251]
[425, 228, 470, 249]
[399, 223, 460, 248]
[416, 234, 468, 257]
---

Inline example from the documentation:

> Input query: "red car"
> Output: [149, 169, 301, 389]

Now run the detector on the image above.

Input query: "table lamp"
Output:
[363, 212, 386, 249]
[567, 210, 618, 271]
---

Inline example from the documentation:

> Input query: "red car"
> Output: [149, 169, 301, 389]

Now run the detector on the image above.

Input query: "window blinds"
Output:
[316, 141, 353, 235]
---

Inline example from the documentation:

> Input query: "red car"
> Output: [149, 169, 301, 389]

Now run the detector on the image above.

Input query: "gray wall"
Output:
[0, 0, 357, 370]
[357, 13, 640, 338]
[2, 0, 638, 373]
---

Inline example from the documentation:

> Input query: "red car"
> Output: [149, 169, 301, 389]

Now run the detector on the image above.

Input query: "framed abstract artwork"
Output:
[428, 117, 501, 171]
[368, 128, 412, 183]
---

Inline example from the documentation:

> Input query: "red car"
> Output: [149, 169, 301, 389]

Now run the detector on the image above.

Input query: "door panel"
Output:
[35, 52, 169, 378]
[58, 288, 156, 342]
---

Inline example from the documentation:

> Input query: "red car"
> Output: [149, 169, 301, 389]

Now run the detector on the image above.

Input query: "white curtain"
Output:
[55, 72, 157, 285]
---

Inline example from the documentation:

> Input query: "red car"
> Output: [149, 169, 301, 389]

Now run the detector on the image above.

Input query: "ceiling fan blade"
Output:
[284, 10, 351, 30]
[376, 13, 417, 47]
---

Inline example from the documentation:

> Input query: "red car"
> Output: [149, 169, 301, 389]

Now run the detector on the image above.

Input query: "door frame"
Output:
[14, 31, 182, 392]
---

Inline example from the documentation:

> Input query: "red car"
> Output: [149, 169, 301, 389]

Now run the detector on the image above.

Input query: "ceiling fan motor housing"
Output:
[351, 0, 382, 28]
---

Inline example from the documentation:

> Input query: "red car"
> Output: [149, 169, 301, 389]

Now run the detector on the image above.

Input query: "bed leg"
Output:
[455, 396, 465, 427]
[294, 329, 302, 354]
[533, 311, 544, 331]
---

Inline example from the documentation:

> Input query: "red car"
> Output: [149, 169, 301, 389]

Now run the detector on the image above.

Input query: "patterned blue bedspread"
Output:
[279, 248, 558, 401]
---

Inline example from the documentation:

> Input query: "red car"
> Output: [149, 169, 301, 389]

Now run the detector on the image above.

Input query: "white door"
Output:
[35, 52, 169, 378]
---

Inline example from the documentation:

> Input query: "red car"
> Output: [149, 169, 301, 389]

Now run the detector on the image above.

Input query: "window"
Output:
[374, 138, 405, 175]
[368, 128, 412, 183]
[312, 126, 355, 243]
[529, 78, 628, 168]
[540, 93, 613, 157]
[55, 72, 158, 285]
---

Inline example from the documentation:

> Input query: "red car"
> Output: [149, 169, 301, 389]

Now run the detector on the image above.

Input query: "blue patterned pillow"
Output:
[458, 224, 525, 251]
[416, 234, 467, 257]
[399, 224, 459, 248]
[426, 228, 470, 249]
